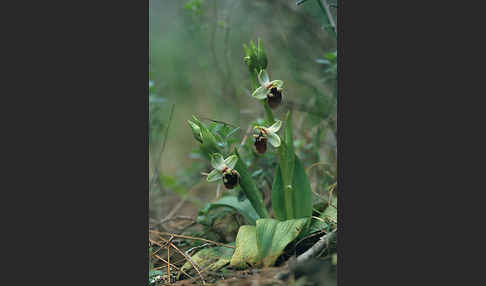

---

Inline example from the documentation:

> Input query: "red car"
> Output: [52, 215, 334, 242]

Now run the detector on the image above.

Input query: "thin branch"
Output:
[153, 254, 197, 282]
[150, 216, 196, 227]
[296, 230, 336, 264]
[151, 230, 235, 249]
[151, 237, 206, 285]
[164, 237, 206, 285]
[321, 0, 336, 32]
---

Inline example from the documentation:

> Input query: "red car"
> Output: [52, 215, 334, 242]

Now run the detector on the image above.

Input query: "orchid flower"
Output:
[251, 70, 284, 109]
[207, 153, 240, 189]
[253, 120, 282, 154]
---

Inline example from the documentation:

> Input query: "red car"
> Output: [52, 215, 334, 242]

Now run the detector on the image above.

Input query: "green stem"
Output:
[234, 148, 269, 218]
[262, 100, 275, 126]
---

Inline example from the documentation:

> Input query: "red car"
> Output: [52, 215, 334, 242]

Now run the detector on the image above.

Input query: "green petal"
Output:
[267, 132, 281, 148]
[207, 169, 223, 182]
[267, 120, 282, 133]
[252, 86, 268, 100]
[258, 70, 270, 86]
[210, 153, 226, 171]
[270, 80, 283, 89]
[224, 155, 238, 170]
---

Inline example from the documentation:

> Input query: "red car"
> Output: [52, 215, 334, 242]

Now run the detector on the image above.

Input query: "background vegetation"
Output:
[149, 1, 337, 285]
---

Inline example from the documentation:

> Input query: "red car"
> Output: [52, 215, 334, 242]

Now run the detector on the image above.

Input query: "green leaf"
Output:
[322, 195, 337, 223]
[233, 148, 269, 218]
[256, 218, 308, 267]
[306, 217, 329, 235]
[181, 243, 235, 274]
[324, 51, 337, 61]
[200, 125, 220, 157]
[230, 225, 260, 269]
[198, 195, 260, 225]
[272, 156, 313, 221]
[277, 111, 296, 218]
[230, 218, 308, 268]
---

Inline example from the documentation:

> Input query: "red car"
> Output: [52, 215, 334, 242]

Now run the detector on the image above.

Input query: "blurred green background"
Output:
[149, 0, 337, 221]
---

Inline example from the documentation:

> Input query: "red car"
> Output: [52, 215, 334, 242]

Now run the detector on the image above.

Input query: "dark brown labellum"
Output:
[223, 170, 239, 189]
[267, 87, 282, 109]
[254, 135, 267, 154]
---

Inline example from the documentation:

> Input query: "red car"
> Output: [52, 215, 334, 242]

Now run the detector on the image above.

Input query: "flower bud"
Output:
[187, 120, 202, 143]
[243, 39, 268, 74]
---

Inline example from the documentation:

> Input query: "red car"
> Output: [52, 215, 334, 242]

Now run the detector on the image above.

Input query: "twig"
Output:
[153, 254, 197, 282]
[198, 116, 238, 128]
[296, 230, 336, 264]
[167, 236, 171, 283]
[150, 230, 235, 249]
[161, 237, 207, 285]
[320, 0, 336, 32]
[305, 162, 331, 174]
[150, 216, 196, 227]
[186, 243, 210, 256]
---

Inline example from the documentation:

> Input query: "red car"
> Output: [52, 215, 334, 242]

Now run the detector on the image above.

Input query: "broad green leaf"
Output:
[230, 218, 308, 269]
[233, 148, 269, 218]
[230, 225, 260, 269]
[256, 218, 308, 267]
[181, 243, 235, 274]
[272, 156, 313, 221]
[198, 195, 260, 225]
